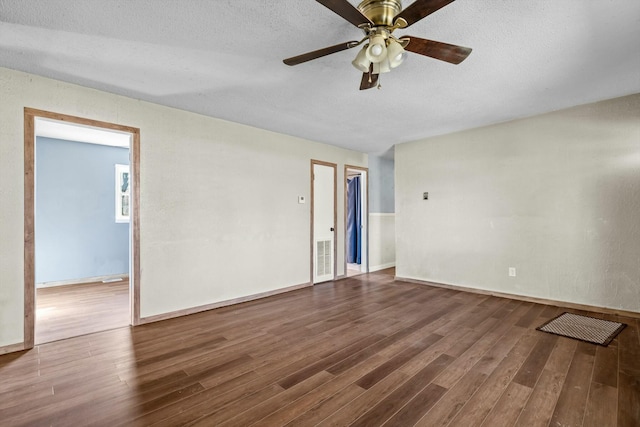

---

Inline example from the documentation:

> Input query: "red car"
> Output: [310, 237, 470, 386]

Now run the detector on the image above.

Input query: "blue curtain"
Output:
[347, 176, 362, 264]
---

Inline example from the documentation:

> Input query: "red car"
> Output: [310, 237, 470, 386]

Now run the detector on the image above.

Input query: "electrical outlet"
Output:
[509, 267, 516, 277]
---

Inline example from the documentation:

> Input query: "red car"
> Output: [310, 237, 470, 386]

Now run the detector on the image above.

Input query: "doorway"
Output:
[345, 166, 369, 277]
[23, 108, 141, 349]
[311, 160, 337, 284]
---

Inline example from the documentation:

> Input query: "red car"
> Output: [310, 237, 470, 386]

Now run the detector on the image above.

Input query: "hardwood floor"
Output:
[35, 280, 130, 344]
[346, 264, 364, 277]
[2, 269, 638, 426]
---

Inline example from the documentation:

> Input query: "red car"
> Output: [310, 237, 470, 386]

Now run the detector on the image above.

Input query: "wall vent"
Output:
[316, 240, 332, 277]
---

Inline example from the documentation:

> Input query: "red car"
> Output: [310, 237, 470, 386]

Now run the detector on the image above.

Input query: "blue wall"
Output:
[369, 153, 395, 213]
[36, 137, 130, 284]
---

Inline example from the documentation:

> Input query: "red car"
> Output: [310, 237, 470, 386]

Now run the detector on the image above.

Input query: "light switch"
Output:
[423, 192, 429, 200]
[298, 196, 306, 204]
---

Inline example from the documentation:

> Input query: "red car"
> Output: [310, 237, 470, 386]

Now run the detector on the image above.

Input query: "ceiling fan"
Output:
[283, 0, 472, 90]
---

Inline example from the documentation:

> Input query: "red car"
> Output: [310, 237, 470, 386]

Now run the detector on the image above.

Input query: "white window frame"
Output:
[115, 163, 130, 223]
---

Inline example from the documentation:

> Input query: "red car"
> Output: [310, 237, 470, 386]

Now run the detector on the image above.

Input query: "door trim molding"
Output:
[23, 108, 141, 350]
[344, 165, 369, 276]
[310, 160, 337, 284]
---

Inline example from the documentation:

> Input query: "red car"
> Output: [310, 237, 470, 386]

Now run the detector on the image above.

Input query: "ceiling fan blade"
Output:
[395, 0, 456, 28]
[359, 64, 379, 90]
[316, 0, 373, 27]
[404, 36, 472, 64]
[283, 41, 359, 66]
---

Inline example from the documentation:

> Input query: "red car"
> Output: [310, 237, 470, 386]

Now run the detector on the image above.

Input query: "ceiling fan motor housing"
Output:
[357, 0, 402, 27]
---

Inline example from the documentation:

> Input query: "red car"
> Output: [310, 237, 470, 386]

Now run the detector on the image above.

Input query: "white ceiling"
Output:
[1, 1, 639, 154]
[36, 118, 131, 148]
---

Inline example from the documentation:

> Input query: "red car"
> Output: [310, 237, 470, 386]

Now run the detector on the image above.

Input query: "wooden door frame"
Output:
[23, 108, 141, 349]
[310, 160, 337, 285]
[344, 165, 369, 276]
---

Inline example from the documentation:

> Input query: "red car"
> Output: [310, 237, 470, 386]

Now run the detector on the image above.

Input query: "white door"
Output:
[313, 163, 335, 283]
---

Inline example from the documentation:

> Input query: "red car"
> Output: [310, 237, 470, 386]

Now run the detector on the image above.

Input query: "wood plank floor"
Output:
[2, 269, 638, 426]
[35, 280, 130, 344]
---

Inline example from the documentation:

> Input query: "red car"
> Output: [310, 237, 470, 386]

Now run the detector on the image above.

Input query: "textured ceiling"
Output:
[1, 0, 639, 154]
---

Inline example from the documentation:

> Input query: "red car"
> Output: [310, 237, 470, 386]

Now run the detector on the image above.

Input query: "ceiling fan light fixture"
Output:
[370, 43, 383, 56]
[387, 38, 407, 68]
[372, 57, 391, 74]
[351, 45, 371, 72]
[365, 34, 387, 63]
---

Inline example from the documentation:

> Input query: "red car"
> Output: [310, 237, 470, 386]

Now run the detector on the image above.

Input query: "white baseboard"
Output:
[369, 262, 396, 272]
[37, 274, 129, 288]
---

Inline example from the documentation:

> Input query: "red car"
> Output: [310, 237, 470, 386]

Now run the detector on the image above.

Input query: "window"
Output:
[115, 164, 130, 223]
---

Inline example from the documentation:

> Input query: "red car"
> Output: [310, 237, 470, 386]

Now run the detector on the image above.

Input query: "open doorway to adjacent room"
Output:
[24, 109, 141, 348]
[345, 165, 368, 277]
[34, 118, 131, 344]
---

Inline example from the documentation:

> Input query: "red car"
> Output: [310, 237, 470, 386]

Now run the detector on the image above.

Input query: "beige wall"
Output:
[396, 94, 640, 313]
[368, 214, 395, 271]
[0, 67, 366, 348]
